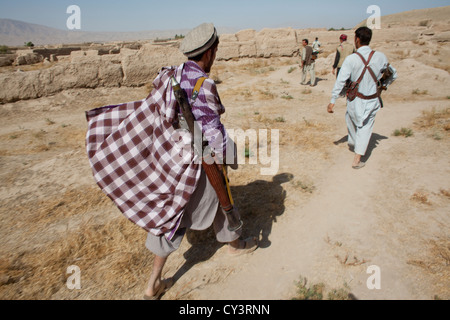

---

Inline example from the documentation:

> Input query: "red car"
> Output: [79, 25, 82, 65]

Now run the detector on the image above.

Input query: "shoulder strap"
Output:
[192, 77, 207, 102]
[355, 51, 377, 84]
[354, 51, 382, 101]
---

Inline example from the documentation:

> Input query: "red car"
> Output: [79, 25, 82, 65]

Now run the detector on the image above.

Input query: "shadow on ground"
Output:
[171, 173, 294, 286]
[334, 133, 389, 163]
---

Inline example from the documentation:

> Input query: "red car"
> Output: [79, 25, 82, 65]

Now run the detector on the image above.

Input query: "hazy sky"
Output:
[1, 0, 449, 32]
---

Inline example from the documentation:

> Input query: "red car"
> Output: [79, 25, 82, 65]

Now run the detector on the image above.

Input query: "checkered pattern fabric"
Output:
[181, 61, 228, 160]
[85, 64, 201, 240]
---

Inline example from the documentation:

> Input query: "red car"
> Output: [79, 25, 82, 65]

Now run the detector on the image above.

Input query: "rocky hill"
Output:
[356, 5, 450, 28]
[0, 19, 236, 46]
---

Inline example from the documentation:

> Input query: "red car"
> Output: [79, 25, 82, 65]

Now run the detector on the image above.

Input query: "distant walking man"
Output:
[301, 39, 316, 87]
[327, 27, 397, 169]
[312, 37, 321, 55]
[332, 34, 355, 77]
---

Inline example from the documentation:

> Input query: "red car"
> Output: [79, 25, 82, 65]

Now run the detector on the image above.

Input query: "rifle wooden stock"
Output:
[202, 160, 232, 212]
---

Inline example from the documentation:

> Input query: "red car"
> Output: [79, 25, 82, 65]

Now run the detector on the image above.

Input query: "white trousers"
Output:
[145, 168, 241, 258]
[345, 107, 378, 156]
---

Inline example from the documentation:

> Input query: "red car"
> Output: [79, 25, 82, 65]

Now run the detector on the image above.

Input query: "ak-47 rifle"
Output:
[376, 64, 395, 108]
[170, 76, 243, 232]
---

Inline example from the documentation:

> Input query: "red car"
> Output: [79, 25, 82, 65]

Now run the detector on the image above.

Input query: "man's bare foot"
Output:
[144, 278, 173, 300]
[352, 154, 365, 169]
[145, 278, 161, 298]
[352, 162, 366, 169]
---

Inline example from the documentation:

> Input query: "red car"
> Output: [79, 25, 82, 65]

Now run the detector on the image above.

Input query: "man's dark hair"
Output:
[355, 27, 372, 46]
[302, 39, 309, 45]
[189, 37, 220, 62]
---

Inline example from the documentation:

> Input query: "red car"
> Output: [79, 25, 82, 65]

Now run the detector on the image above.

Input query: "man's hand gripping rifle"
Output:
[170, 77, 243, 232]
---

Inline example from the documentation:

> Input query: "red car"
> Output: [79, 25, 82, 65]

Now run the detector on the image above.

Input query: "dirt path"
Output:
[160, 63, 450, 300]
[161, 99, 449, 300]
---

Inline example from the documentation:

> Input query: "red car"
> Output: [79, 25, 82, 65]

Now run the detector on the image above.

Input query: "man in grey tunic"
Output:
[327, 27, 397, 169]
[144, 23, 258, 300]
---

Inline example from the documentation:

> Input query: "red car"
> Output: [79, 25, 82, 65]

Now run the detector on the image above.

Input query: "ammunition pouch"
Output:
[346, 81, 359, 102]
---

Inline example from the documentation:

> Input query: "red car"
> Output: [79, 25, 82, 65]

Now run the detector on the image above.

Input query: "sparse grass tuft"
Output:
[327, 286, 353, 300]
[407, 237, 450, 299]
[393, 128, 414, 137]
[292, 180, 315, 193]
[280, 120, 332, 154]
[412, 89, 428, 95]
[411, 191, 431, 205]
[335, 253, 367, 266]
[440, 189, 450, 198]
[432, 132, 442, 140]
[292, 276, 353, 300]
[292, 277, 324, 300]
[415, 107, 450, 131]
[244, 146, 253, 158]
[242, 60, 277, 75]
[259, 89, 275, 99]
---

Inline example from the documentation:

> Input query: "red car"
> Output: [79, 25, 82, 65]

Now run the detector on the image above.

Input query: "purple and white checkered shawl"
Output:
[85, 64, 201, 240]
[182, 61, 228, 158]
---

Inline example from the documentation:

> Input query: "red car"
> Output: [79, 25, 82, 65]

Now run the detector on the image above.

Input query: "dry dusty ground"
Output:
[0, 34, 449, 300]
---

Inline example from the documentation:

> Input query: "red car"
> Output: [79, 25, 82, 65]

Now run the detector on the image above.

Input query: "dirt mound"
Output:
[357, 5, 450, 28]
